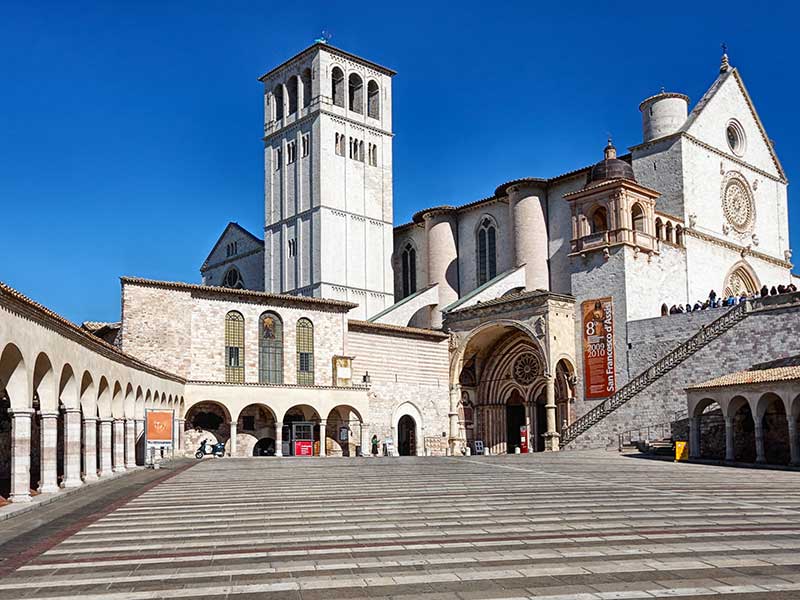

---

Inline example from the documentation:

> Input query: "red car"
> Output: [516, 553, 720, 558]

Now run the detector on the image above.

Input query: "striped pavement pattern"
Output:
[3, 451, 800, 599]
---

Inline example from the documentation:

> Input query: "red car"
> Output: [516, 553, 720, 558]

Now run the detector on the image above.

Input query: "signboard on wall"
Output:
[581, 297, 616, 399]
[146, 410, 174, 444]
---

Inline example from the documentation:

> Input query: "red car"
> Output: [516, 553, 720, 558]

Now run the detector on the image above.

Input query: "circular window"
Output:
[223, 267, 244, 289]
[513, 352, 541, 386]
[726, 120, 746, 156]
[721, 172, 755, 233]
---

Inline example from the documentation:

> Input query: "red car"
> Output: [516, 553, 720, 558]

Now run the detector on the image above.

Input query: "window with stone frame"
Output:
[225, 311, 245, 383]
[287, 141, 297, 164]
[348, 73, 363, 113]
[222, 267, 244, 289]
[476, 217, 497, 286]
[296, 318, 314, 385]
[331, 67, 345, 108]
[401, 243, 417, 298]
[367, 80, 380, 119]
[259, 311, 283, 384]
[301, 134, 309, 158]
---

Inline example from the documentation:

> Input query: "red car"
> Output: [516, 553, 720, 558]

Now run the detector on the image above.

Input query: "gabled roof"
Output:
[201, 222, 264, 270]
[687, 355, 800, 390]
[680, 67, 785, 181]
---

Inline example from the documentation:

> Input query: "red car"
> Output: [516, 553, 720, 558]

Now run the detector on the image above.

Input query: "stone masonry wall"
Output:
[568, 301, 800, 449]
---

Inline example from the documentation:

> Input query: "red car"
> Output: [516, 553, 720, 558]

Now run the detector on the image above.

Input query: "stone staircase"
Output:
[560, 300, 751, 448]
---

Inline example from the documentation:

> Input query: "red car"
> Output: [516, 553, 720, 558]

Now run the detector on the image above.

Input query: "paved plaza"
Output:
[1, 453, 800, 599]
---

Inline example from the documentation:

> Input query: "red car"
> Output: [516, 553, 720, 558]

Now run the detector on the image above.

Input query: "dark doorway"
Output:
[506, 405, 525, 453]
[535, 402, 546, 452]
[398, 415, 416, 456]
[253, 437, 275, 456]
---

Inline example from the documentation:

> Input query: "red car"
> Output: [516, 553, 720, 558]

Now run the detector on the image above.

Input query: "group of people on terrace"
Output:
[662, 283, 798, 316]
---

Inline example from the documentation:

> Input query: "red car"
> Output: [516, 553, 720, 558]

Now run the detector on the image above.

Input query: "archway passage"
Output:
[695, 399, 726, 460]
[760, 394, 790, 465]
[235, 404, 276, 458]
[326, 405, 363, 457]
[731, 399, 756, 463]
[283, 405, 320, 456]
[253, 437, 276, 456]
[398, 415, 416, 456]
[184, 401, 231, 455]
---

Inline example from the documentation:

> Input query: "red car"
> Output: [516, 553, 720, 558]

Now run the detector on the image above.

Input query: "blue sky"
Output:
[1, 1, 797, 323]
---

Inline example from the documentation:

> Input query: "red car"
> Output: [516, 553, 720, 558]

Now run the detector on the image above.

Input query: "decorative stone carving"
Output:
[688, 213, 697, 228]
[721, 172, 755, 233]
[513, 352, 542, 386]
[533, 317, 546, 339]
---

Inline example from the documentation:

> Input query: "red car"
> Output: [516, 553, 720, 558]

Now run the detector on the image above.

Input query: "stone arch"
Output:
[79, 371, 96, 414]
[184, 400, 232, 453]
[326, 405, 363, 457]
[756, 392, 790, 465]
[331, 66, 344, 107]
[286, 75, 298, 114]
[348, 72, 363, 113]
[301, 68, 312, 108]
[123, 384, 135, 419]
[728, 395, 756, 462]
[58, 364, 78, 410]
[692, 397, 726, 460]
[273, 83, 284, 120]
[0, 343, 29, 410]
[655, 217, 663, 240]
[111, 381, 124, 419]
[96, 377, 111, 419]
[631, 202, 645, 232]
[589, 205, 608, 233]
[723, 260, 760, 298]
[367, 79, 379, 118]
[475, 214, 498, 286]
[234, 403, 278, 457]
[392, 402, 423, 457]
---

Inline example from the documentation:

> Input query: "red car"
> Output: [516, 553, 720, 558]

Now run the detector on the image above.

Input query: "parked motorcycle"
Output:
[195, 439, 226, 459]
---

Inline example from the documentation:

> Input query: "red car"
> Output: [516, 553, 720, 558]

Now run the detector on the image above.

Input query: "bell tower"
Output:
[259, 43, 396, 319]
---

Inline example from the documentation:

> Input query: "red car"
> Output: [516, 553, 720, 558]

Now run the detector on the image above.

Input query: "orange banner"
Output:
[146, 410, 174, 443]
[582, 297, 616, 399]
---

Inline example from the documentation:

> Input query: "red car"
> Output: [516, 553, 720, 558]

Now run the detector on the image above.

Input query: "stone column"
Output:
[39, 412, 60, 494]
[524, 403, 533, 453]
[62, 409, 83, 488]
[724, 416, 735, 462]
[788, 419, 800, 466]
[82, 417, 98, 481]
[135, 419, 144, 465]
[228, 422, 237, 457]
[544, 376, 559, 451]
[754, 417, 766, 464]
[175, 419, 184, 452]
[98, 419, 113, 476]
[448, 384, 461, 455]
[112, 420, 125, 472]
[124, 419, 136, 468]
[360, 426, 369, 457]
[319, 420, 327, 457]
[9, 409, 34, 503]
[274, 421, 283, 457]
[689, 416, 701, 459]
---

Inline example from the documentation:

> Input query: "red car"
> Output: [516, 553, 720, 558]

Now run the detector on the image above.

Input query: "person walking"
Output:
[371, 434, 379, 457]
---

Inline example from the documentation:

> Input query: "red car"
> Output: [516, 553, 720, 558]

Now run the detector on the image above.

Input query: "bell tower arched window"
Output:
[296, 318, 314, 386]
[258, 312, 283, 384]
[401, 243, 417, 298]
[348, 73, 363, 113]
[367, 80, 380, 119]
[631, 203, 645, 232]
[476, 217, 497, 286]
[331, 67, 344, 108]
[590, 206, 608, 233]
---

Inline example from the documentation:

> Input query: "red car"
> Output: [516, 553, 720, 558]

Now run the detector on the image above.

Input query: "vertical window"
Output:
[286, 76, 298, 115]
[258, 312, 283, 384]
[273, 84, 284, 120]
[655, 218, 663, 240]
[287, 141, 296, 164]
[337, 132, 345, 156]
[331, 67, 344, 107]
[631, 203, 645, 233]
[225, 311, 245, 383]
[367, 80, 380, 119]
[590, 206, 608, 233]
[296, 318, 314, 385]
[401, 243, 417, 298]
[476, 218, 497, 286]
[274, 148, 282, 170]
[348, 73, 363, 113]
[288, 238, 297, 257]
[358, 140, 365, 162]
[301, 134, 309, 157]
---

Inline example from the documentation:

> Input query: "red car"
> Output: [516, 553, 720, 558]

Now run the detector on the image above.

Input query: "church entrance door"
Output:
[397, 415, 416, 456]
[506, 405, 525, 453]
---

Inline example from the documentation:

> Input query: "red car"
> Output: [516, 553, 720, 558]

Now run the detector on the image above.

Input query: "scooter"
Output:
[195, 439, 226, 459]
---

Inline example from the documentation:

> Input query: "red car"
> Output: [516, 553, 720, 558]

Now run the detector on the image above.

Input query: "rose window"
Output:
[513, 352, 541, 386]
[722, 175, 755, 233]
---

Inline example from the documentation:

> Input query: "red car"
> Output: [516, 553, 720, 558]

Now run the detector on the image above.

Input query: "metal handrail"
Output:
[561, 301, 750, 447]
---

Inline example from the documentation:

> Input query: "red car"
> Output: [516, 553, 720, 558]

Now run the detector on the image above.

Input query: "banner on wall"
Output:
[581, 297, 616, 399]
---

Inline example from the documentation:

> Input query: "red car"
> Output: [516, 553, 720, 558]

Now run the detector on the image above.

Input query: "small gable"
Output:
[201, 223, 264, 271]
[682, 69, 784, 180]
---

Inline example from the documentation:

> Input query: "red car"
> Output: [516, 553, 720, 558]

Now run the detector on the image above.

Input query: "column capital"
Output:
[83, 416, 98, 424]
[319, 419, 327, 426]
[64, 407, 82, 415]
[9, 408, 35, 417]
[39, 412, 59, 419]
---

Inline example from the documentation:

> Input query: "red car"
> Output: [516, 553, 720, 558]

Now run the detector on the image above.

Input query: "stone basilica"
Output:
[0, 42, 796, 502]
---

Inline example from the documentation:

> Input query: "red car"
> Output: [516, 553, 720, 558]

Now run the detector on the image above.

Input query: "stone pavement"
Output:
[2, 452, 800, 599]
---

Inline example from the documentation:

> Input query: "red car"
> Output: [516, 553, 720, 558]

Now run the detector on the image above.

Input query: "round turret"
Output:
[639, 91, 689, 143]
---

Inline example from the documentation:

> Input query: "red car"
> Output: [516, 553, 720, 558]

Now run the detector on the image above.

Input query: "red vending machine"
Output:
[519, 425, 529, 453]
